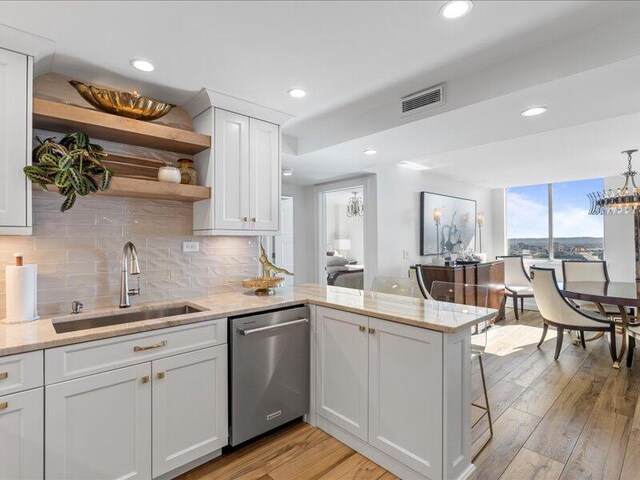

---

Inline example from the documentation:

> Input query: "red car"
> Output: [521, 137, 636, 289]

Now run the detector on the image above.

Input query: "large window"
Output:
[506, 178, 604, 260]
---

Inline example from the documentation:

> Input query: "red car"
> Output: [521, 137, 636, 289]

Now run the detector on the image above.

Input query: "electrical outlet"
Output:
[403, 250, 409, 260]
[182, 241, 200, 253]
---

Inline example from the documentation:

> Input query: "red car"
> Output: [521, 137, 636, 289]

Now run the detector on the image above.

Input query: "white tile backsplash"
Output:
[0, 191, 259, 318]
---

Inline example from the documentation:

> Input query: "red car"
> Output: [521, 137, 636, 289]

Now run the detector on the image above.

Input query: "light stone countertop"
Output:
[0, 284, 496, 356]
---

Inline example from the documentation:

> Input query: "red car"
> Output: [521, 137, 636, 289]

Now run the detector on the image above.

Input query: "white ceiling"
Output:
[0, 1, 628, 122]
[284, 50, 640, 186]
[2, 1, 640, 187]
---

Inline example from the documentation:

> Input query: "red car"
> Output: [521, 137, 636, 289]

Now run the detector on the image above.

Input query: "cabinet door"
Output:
[0, 48, 31, 234]
[214, 109, 250, 230]
[316, 307, 368, 441]
[152, 345, 228, 477]
[368, 318, 443, 479]
[249, 118, 279, 231]
[46, 363, 151, 480]
[0, 388, 43, 480]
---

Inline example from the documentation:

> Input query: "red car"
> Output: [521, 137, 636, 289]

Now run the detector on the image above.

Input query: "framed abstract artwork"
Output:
[420, 192, 476, 255]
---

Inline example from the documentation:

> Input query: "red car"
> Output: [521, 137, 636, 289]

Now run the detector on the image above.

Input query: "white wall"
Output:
[491, 188, 506, 257]
[370, 164, 495, 277]
[604, 175, 636, 281]
[282, 182, 315, 284]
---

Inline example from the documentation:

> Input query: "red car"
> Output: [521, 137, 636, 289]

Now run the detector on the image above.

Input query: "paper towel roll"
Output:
[3, 264, 39, 324]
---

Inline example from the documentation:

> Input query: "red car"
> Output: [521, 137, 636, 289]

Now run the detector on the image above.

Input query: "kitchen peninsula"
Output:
[0, 285, 494, 480]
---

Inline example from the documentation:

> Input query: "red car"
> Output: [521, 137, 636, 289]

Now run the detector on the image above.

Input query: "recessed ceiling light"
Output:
[521, 106, 548, 117]
[282, 168, 293, 177]
[399, 161, 430, 171]
[440, 1, 473, 19]
[288, 88, 306, 98]
[130, 59, 155, 72]
[363, 149, 377, 156]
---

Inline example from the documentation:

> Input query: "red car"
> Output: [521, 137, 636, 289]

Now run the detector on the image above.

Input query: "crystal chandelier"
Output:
[588, 149, 640, 215]
[346, 191, 364, 219]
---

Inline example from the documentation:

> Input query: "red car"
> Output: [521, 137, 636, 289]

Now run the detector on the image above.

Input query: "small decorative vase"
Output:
[158, 166, 181, 183]
[177, 158, 197, 185]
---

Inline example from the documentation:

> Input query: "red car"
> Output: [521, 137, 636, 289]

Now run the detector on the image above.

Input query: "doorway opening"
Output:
[322, 187, 365, 289]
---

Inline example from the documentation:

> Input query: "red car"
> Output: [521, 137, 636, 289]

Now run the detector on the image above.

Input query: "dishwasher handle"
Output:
[240, 318, 309, 336]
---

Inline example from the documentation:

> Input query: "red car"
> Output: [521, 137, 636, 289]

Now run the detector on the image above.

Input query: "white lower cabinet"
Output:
[152, 345, 228, 477]
[316, 307, 368, 441]
[46, 363, 152, 480]
[368, 317, 443, 479]
[0, 388, 43, 480]
[316, 307, 446, 479]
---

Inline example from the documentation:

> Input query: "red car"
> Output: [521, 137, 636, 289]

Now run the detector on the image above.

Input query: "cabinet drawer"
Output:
[0, 351, 43, 396]
[46, 319, 226, 384]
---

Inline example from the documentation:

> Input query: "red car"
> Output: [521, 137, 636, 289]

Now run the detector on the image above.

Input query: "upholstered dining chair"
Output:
[429, 281, 503, 458]
[530, 266, 617, 361]
[370, 276, 421, 298]
[561, 260, 620, 317]
[496, 255, 534, 321]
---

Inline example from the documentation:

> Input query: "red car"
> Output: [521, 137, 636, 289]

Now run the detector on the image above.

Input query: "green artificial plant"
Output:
[24, 132, 113, 212]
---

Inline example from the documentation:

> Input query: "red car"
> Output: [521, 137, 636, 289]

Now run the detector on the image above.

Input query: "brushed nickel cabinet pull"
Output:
[251, 217, 257, 222]
[157, 372, 165, 380]
[368, 328, 376, 334]
[358, 325, 366, 332]
[141, 376, 150, 384]
[133, 340, 167, 352]
[0, 402, 7, 410]
[0, 372, 7, 381]
[243, 216, 248, 222]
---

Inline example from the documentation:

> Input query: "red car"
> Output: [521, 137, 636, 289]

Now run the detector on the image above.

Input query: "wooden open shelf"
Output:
[35, 176, 211, 202]
[33, 98, 211, 155]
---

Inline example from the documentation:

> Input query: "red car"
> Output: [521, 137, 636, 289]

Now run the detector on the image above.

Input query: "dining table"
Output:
[561, 281, 639, 368]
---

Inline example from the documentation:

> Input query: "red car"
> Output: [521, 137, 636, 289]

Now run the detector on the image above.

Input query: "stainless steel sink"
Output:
[53, 304, 205, 334]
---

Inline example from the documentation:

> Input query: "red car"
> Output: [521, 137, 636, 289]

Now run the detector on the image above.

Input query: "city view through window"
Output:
[506, 178, 604, 260]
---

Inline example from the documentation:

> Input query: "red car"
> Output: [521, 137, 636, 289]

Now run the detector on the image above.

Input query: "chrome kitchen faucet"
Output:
[120, 241, 141, 308]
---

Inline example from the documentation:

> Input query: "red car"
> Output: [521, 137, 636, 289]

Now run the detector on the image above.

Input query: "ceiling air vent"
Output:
[401, 84, 445, 117]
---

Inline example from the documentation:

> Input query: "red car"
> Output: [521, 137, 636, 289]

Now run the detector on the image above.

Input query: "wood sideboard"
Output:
[411, 260, 506, 318]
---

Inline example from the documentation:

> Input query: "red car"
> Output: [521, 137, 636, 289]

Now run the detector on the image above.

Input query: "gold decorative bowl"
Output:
[242, 277, 284, 296]
[69, 80, 175, 121]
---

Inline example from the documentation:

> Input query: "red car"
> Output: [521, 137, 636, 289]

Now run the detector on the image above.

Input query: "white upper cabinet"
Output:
[192, 101, 283, 236]
[0, 48, 32, 235]
[213, 109, 250, 231]
[249, 118, 279, 231]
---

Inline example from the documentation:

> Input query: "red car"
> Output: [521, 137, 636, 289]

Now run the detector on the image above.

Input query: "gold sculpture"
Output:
[259, 241, 293, 277]
[243, 239, 293, 296]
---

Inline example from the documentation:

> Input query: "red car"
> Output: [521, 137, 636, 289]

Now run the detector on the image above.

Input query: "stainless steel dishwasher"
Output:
[229, 305, 310, 446]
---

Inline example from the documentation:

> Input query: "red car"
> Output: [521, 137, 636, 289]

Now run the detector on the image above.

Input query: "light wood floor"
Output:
[179, 309, 640, 480]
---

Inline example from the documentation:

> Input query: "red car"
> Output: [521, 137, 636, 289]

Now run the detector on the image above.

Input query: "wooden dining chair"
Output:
[496, 255, 534, 321]
[530, 267, 617, 361]
[429, 281, 503, 458]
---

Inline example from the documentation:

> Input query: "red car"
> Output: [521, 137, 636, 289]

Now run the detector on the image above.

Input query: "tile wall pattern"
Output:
[0, 191, 259, 318]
